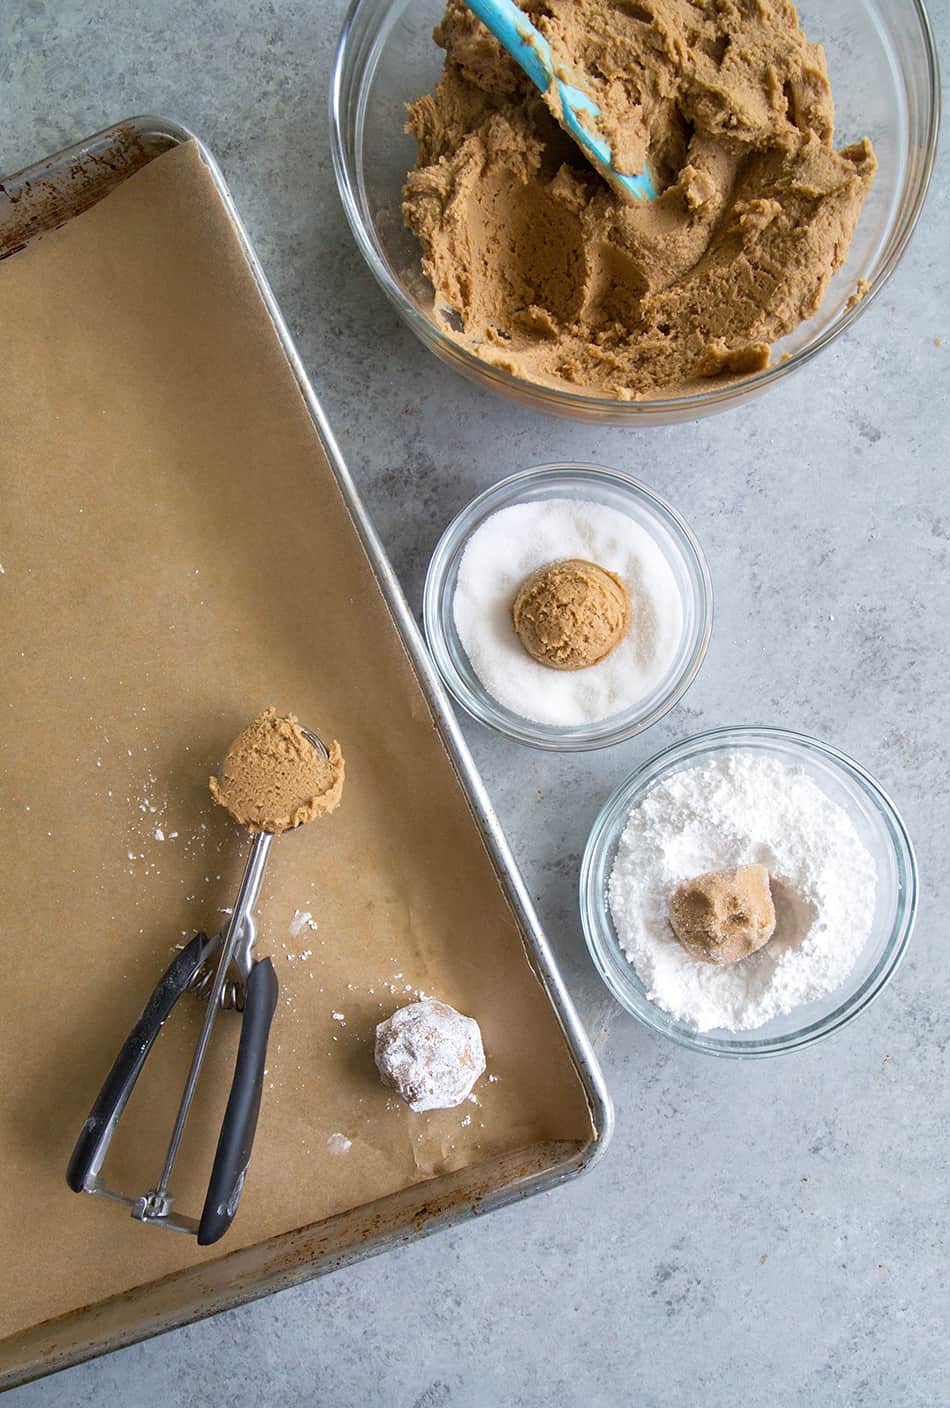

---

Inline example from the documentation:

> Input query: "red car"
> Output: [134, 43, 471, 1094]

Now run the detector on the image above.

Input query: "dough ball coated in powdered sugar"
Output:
[669, 863, 776, 965]
[374, 999, 486, 1112]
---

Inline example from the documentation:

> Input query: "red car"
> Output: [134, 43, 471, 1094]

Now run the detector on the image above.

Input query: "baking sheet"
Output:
[0, 135, 599, 1355]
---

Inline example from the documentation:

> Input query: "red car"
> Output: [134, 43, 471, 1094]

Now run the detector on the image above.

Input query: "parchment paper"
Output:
[0, 141, 593, 1342]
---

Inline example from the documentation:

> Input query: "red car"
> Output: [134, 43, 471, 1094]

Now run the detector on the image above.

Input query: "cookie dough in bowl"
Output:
[403, 0, 877, 401]
[331, 0, 939, 424]
[424, 464, 712, 750]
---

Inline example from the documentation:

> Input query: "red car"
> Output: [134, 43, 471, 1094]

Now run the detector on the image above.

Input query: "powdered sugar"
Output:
[607, 750, 878, 1032]
[289, 908, 318, 938]
[453, 498, 684, 725]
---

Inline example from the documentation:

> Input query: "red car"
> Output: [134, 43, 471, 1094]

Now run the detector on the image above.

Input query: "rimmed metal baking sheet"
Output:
[0, 116, 612, 1389]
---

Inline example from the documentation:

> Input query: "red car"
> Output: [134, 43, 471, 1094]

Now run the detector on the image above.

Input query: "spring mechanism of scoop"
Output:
[187, 962, 245, 1012]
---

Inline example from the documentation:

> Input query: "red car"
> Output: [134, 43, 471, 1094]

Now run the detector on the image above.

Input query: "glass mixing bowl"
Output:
[423, 464, 712, 750]
[580, 727, 918, 1056]
[330, 0, 939, 425]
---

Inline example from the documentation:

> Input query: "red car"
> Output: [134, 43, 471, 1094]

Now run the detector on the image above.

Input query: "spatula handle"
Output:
[464, 0, 554, 92]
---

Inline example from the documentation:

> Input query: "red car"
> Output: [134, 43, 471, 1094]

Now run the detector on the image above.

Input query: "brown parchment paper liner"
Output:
[0, 141, 592, 1343]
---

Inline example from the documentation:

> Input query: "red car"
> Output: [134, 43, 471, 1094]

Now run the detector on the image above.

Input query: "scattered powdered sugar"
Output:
[327, 1132, 352, 1155]
[607, 750, 878, 1032]
[289, 908, 318, 938]
[453, 498, 684, 726]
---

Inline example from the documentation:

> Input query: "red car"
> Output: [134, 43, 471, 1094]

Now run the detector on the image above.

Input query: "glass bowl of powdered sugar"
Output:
[423, 464, 712, 750]
[581, 727, 917, 1056]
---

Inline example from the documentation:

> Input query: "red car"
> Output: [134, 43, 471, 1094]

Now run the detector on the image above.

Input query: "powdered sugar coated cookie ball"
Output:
[374, 999, 486, 1112]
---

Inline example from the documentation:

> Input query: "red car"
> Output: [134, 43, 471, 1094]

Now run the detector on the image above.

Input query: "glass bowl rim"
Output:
[579, 724, 919, 1057]
[422, 462, 713, 751]
[329, 0, 941, 419]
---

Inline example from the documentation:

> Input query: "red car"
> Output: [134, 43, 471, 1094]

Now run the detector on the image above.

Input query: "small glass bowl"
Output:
[331, 0, 940, 425]
[581, 727, 918, 1056]
[423, 464, 712, 750]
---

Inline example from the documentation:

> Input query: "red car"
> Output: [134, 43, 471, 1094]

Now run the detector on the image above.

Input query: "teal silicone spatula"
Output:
[464, 0, 658, 202]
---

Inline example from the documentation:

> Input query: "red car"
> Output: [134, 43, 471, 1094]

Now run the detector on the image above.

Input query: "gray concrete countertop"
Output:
[2, 2, 947, 1404]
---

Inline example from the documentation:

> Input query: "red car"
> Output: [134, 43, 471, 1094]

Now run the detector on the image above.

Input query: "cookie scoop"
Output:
[68, 711, 342, 1247]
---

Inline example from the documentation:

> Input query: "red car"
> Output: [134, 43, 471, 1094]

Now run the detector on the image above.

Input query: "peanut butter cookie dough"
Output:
[210, 707, 344, 833]
[403, 0, 876, 399]
[669, 863, 776, 965]
[512, 558, 630, 670]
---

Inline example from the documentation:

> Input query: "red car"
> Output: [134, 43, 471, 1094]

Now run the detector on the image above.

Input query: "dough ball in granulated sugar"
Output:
[374, 999, 486, 1112]
[512, 558, 630, 671]
[669, 864, 776, 965]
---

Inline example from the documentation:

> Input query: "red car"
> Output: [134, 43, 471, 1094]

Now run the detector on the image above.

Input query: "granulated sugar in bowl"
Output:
[424, 465, 712, 751]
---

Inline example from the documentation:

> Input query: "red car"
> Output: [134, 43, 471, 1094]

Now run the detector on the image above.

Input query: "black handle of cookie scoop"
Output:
[197, 956, 278, 1245]
[67, 931, 216, 1193]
